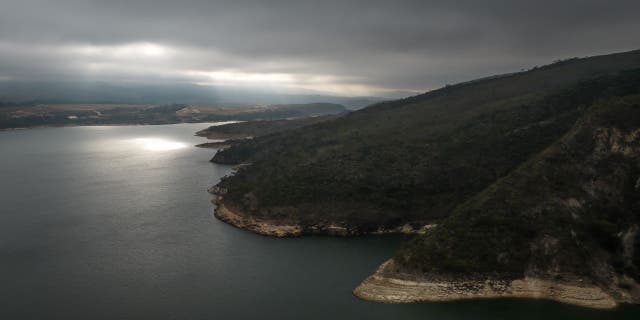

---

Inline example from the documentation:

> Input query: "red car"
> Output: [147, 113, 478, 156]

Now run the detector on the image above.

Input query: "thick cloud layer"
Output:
[1, 0, 640, 97]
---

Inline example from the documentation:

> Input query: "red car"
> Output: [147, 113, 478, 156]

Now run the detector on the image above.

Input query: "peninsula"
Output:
[207, 50, 640, 308]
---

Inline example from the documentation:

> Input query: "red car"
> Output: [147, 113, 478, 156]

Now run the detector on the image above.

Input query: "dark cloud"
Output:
[1, 0, 640, 96]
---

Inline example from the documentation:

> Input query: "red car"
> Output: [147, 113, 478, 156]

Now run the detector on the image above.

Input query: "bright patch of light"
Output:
[136, 43, 167, 57]
[71, 42, 171, 59]
[186, 70, 392, 96]
[186, 70, 294, 87]
[132, 138, 187, 151]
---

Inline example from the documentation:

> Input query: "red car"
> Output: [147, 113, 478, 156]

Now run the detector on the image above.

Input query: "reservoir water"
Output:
[1, 124, 638, 319]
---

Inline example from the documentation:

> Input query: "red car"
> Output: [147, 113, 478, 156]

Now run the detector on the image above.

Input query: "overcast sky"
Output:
[1, 0, 640, 97]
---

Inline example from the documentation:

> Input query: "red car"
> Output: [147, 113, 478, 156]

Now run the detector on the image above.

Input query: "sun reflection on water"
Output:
[131, 138, 188, 151]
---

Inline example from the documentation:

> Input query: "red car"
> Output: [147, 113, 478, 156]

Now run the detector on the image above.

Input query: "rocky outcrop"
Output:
[379, 97, 640, 309]
[210, 188, 434, 237]
[371, 224, 435, 235]
[212, 195, 435, 237]
[209, 184, 300, 237]
[354, 260, 625, 309]
[214, 200, 304, 237]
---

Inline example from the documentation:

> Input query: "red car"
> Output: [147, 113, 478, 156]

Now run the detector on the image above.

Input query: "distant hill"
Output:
[0, 102, 347, 129]
[180, 103, 347, 122]
[195, 114, 341, 145]
[209, 50, 640, 306]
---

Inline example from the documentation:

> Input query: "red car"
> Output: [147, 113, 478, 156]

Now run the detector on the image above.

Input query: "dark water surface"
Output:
[1, 124, 638, 319]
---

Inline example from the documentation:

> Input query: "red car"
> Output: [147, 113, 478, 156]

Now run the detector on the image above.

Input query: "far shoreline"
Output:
[0, 121, 224, 132]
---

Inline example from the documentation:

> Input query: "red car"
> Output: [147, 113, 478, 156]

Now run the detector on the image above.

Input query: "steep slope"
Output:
[211, 50, 640, 235]
[356, 95, 640, 308]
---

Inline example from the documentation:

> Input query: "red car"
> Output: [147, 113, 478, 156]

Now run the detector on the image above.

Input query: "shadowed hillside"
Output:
[195, 115, 342, 149]
[209, 49, 640, 307]
[353, 95, 640, 308]
[212, 50, 640, 233]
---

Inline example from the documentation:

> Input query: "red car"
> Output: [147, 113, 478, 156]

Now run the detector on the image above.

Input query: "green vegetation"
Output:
[214, 50, 640, 229]
[213, 49, 640, 281]
[397, 95, 640, 281]
[196, 114, 342, 141]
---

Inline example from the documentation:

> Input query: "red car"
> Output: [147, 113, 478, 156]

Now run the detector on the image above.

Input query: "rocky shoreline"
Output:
[213, 197, 304, 237]
[209, 186, 433, 237]
[207, 186, 639, 309]
[208, 181, 640, 310]
[353, 260, 634, 309]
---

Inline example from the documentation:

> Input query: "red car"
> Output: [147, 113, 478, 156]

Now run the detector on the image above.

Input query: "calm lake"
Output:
[1, 124, 638, 319]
